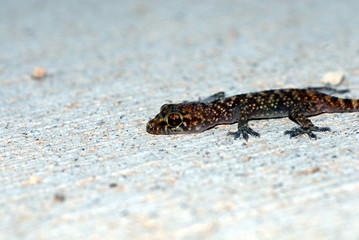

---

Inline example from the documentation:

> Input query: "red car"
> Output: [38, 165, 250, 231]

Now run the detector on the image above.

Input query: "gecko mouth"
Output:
[146, 120, 158, 134]
[146, 120, 168, 135]
[146, 120, 184, 135]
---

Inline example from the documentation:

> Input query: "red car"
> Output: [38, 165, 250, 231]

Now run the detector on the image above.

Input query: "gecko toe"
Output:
[228, 127, 260, 141]
[242, 132, 249, 141]
[307, 131, 318, 139]
[227, 131, 241, 139]
[248, 129, 260, 138]
[284, 129, 300, 138]
[285, 127, 319, 139]
[242, 126, 260, 138]
[311, 126, 330, 132]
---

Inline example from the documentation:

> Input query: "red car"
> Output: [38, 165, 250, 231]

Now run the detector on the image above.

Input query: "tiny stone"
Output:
[321, 72, 345, 86]
[24, 175, 42, 184]
[32, 67, 47, 80]
[54, 193, 66, 202]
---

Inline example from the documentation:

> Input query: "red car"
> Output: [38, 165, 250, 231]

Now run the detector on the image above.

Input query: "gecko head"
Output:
[146, 103, 208, 135]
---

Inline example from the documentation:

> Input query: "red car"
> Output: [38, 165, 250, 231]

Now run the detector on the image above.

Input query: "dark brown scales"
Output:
[146, 87, 359, 140]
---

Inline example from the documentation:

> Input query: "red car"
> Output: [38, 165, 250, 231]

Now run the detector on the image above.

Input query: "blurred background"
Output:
[1, 0, 359, 239]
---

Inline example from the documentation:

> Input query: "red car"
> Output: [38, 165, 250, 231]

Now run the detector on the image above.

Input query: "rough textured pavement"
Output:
[1, 0, 359, 239]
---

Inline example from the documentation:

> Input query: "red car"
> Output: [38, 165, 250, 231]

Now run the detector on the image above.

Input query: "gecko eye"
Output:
[166, 112, 183, 127]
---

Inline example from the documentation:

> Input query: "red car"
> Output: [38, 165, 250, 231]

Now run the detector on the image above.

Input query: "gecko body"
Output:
[146, 87, 359, 140]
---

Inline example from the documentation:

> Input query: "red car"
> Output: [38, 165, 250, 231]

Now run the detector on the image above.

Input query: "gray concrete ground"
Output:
[1, 0, 359, 239]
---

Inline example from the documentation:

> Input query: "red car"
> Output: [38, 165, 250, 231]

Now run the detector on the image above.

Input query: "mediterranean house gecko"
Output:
[146, 87, 359, 140]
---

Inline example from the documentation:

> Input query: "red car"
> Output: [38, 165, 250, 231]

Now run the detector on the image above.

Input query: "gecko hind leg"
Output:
[284, 126, 330, 139]
[182, 92, 226, 104]
[284, 103, 330, 139]
[306, 87, 349, 94]
[200, 92, 226, 103]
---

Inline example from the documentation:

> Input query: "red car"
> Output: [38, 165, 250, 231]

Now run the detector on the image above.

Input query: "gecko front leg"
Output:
[228, 102, 260, 141]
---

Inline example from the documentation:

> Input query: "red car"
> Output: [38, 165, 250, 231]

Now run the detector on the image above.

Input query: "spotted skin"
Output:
[146, 87, 359, 140]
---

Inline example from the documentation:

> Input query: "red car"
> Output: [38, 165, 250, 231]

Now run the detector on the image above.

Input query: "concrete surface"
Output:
[1, 0, 359, 239]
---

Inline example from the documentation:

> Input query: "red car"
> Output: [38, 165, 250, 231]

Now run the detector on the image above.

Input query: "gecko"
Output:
[146, 87, 359, 140]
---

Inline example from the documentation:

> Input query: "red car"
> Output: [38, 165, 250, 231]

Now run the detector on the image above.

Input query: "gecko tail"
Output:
[326, 96, 359, 113]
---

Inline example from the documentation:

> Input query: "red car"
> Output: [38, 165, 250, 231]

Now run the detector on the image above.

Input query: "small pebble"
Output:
[321, 72, 345, 86]
[54, 193, 66, 202]
[32, 67, 47, 80]
[24, 175, 42, 184]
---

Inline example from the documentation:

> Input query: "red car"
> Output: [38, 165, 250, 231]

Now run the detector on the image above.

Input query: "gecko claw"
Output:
[228, 127, 260, 141]
[284, 126, 330, 139]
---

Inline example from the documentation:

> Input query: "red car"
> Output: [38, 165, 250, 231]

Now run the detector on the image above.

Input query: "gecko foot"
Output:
[284, 126, 330, 139]
[228, 127, 260, 141]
